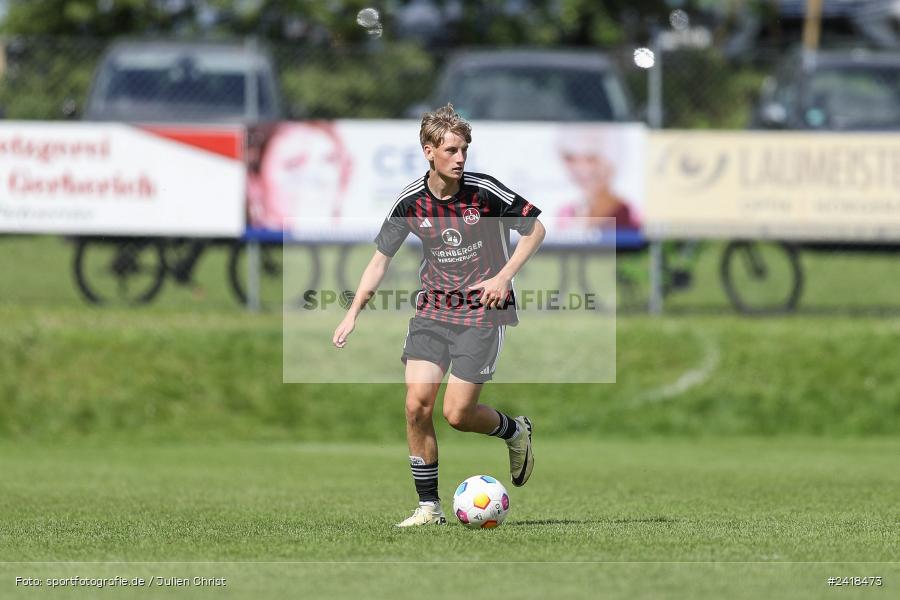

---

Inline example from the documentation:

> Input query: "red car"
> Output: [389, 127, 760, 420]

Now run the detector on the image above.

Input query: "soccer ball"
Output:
[452, 475, 510, 529]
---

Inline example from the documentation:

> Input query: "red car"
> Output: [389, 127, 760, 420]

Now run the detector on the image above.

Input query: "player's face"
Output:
[424, 132, 468, 180]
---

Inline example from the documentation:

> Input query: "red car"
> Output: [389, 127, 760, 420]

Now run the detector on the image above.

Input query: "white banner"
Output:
[0, 122, 245, 236]
[247, 120, 645, 240]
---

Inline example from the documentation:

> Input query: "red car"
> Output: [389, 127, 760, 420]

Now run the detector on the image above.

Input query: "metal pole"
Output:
[244, 37, 261, 313]
[245, 37, 259, 122]
[647, 26, 664, 315]
[246, 240, 261, 312]
[647, 29, 663, 130]
[802, 0, 824, 52]
[802, 0, 824, 70]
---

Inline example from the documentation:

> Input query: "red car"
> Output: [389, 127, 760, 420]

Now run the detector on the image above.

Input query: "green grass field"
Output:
[2, 438, 898, 598]
[2, 236, 899, 598]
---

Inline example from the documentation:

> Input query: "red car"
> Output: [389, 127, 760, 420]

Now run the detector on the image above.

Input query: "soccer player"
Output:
[332, 104, 545, 527]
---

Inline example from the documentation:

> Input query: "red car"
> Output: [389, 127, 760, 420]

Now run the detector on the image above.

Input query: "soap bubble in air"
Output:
[633, 47, 655, 69]
[669, 9, 690, 31]
[356, 8, 380, 29]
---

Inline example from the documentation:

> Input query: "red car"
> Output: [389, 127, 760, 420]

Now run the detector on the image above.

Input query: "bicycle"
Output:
[72, 236, 320, 308]
[537, 233, 694, 309]
[581, 238, 803, 314]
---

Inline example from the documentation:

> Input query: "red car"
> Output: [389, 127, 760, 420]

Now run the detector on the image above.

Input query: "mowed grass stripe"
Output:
[2, 439, 897, 563]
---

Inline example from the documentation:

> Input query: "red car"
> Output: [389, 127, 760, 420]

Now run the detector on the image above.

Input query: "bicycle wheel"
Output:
[720, 241, 803, 314]
[73, 238, 166, 305]
[228, 242, 321, 309]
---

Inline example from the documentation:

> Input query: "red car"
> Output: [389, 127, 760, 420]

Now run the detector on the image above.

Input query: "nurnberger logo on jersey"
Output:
[462, 207, 480, 225]
[441, 228, 462, 247]
[431, 239, 483, 264]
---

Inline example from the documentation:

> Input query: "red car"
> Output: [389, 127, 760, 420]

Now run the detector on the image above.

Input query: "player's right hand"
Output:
[332, 316, 355, 349]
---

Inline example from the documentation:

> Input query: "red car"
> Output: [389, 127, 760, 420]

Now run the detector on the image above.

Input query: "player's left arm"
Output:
[477, 218, 546, 308]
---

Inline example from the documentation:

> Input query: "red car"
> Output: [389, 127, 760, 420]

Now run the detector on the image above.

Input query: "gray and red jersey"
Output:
[375, 171, 541, 327]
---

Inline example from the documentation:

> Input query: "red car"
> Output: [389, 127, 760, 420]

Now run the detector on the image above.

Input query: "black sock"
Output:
[410, 457, 439, 503]
[488, 410, 519, 441]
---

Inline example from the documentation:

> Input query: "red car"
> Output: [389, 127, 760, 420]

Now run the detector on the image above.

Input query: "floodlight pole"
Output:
[648, 25, 664, 315]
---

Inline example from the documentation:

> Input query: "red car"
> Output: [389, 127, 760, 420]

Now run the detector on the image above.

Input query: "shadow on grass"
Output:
[508, 517, 677, 527]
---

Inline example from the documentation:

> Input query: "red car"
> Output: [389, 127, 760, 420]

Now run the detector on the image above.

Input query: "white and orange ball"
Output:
[452, 475, 510, 529]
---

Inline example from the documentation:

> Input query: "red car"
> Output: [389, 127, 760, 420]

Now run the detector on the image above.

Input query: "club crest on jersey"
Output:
[441, 228, 462, 247]
[462, 207, 480, 225]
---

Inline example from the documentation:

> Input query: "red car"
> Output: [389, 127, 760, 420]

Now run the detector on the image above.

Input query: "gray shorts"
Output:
[401, 316, 505, 384]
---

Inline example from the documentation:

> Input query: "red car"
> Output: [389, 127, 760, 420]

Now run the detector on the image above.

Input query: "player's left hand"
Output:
[470, 274, 511, 308]
[333, 315, 356, 348]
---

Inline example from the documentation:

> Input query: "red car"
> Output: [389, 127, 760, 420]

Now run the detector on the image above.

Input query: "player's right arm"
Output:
[334, 180, 417, 348]
[332, 249, 392, 348]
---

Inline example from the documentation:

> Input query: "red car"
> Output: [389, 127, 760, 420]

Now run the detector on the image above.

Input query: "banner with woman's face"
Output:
[247, 122, 353, 230]
[245, 120, 646, 241]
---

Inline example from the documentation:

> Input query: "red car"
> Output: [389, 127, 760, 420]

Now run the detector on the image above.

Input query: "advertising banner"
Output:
[246, 120, 645, 243]
[646, 131, 900, 240]
[0, 123, 245, 236]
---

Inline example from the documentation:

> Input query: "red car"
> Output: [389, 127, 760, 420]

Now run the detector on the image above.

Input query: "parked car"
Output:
[754, 49, 900, 130]
[72, 40, 286, 307]
[408, 49, 633, 122]
[83, 40, 283, 123]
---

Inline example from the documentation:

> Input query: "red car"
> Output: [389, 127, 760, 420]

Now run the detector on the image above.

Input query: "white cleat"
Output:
[507, 416, 534, 487]
[394, 503, 448, 528]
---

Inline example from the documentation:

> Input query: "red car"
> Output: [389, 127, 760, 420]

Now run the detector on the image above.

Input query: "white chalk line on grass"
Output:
[631, 332, 720, 406]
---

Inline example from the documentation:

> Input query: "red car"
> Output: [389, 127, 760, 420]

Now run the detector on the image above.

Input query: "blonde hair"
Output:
[419, 103, 472, 148]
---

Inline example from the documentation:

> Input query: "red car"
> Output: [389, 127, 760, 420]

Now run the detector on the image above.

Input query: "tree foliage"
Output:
[0, 1, 763, 126]
[1, 0, 679, 44]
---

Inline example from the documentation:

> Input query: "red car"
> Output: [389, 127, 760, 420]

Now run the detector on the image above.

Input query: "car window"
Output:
[93, 58, 275, 120]
[806, 66, 900, 129]
[445, 66, 616, 121]
[107, 68, 245, 109]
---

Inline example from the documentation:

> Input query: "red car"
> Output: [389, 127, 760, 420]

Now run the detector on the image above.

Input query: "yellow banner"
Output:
[646, 131, 900, 240]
